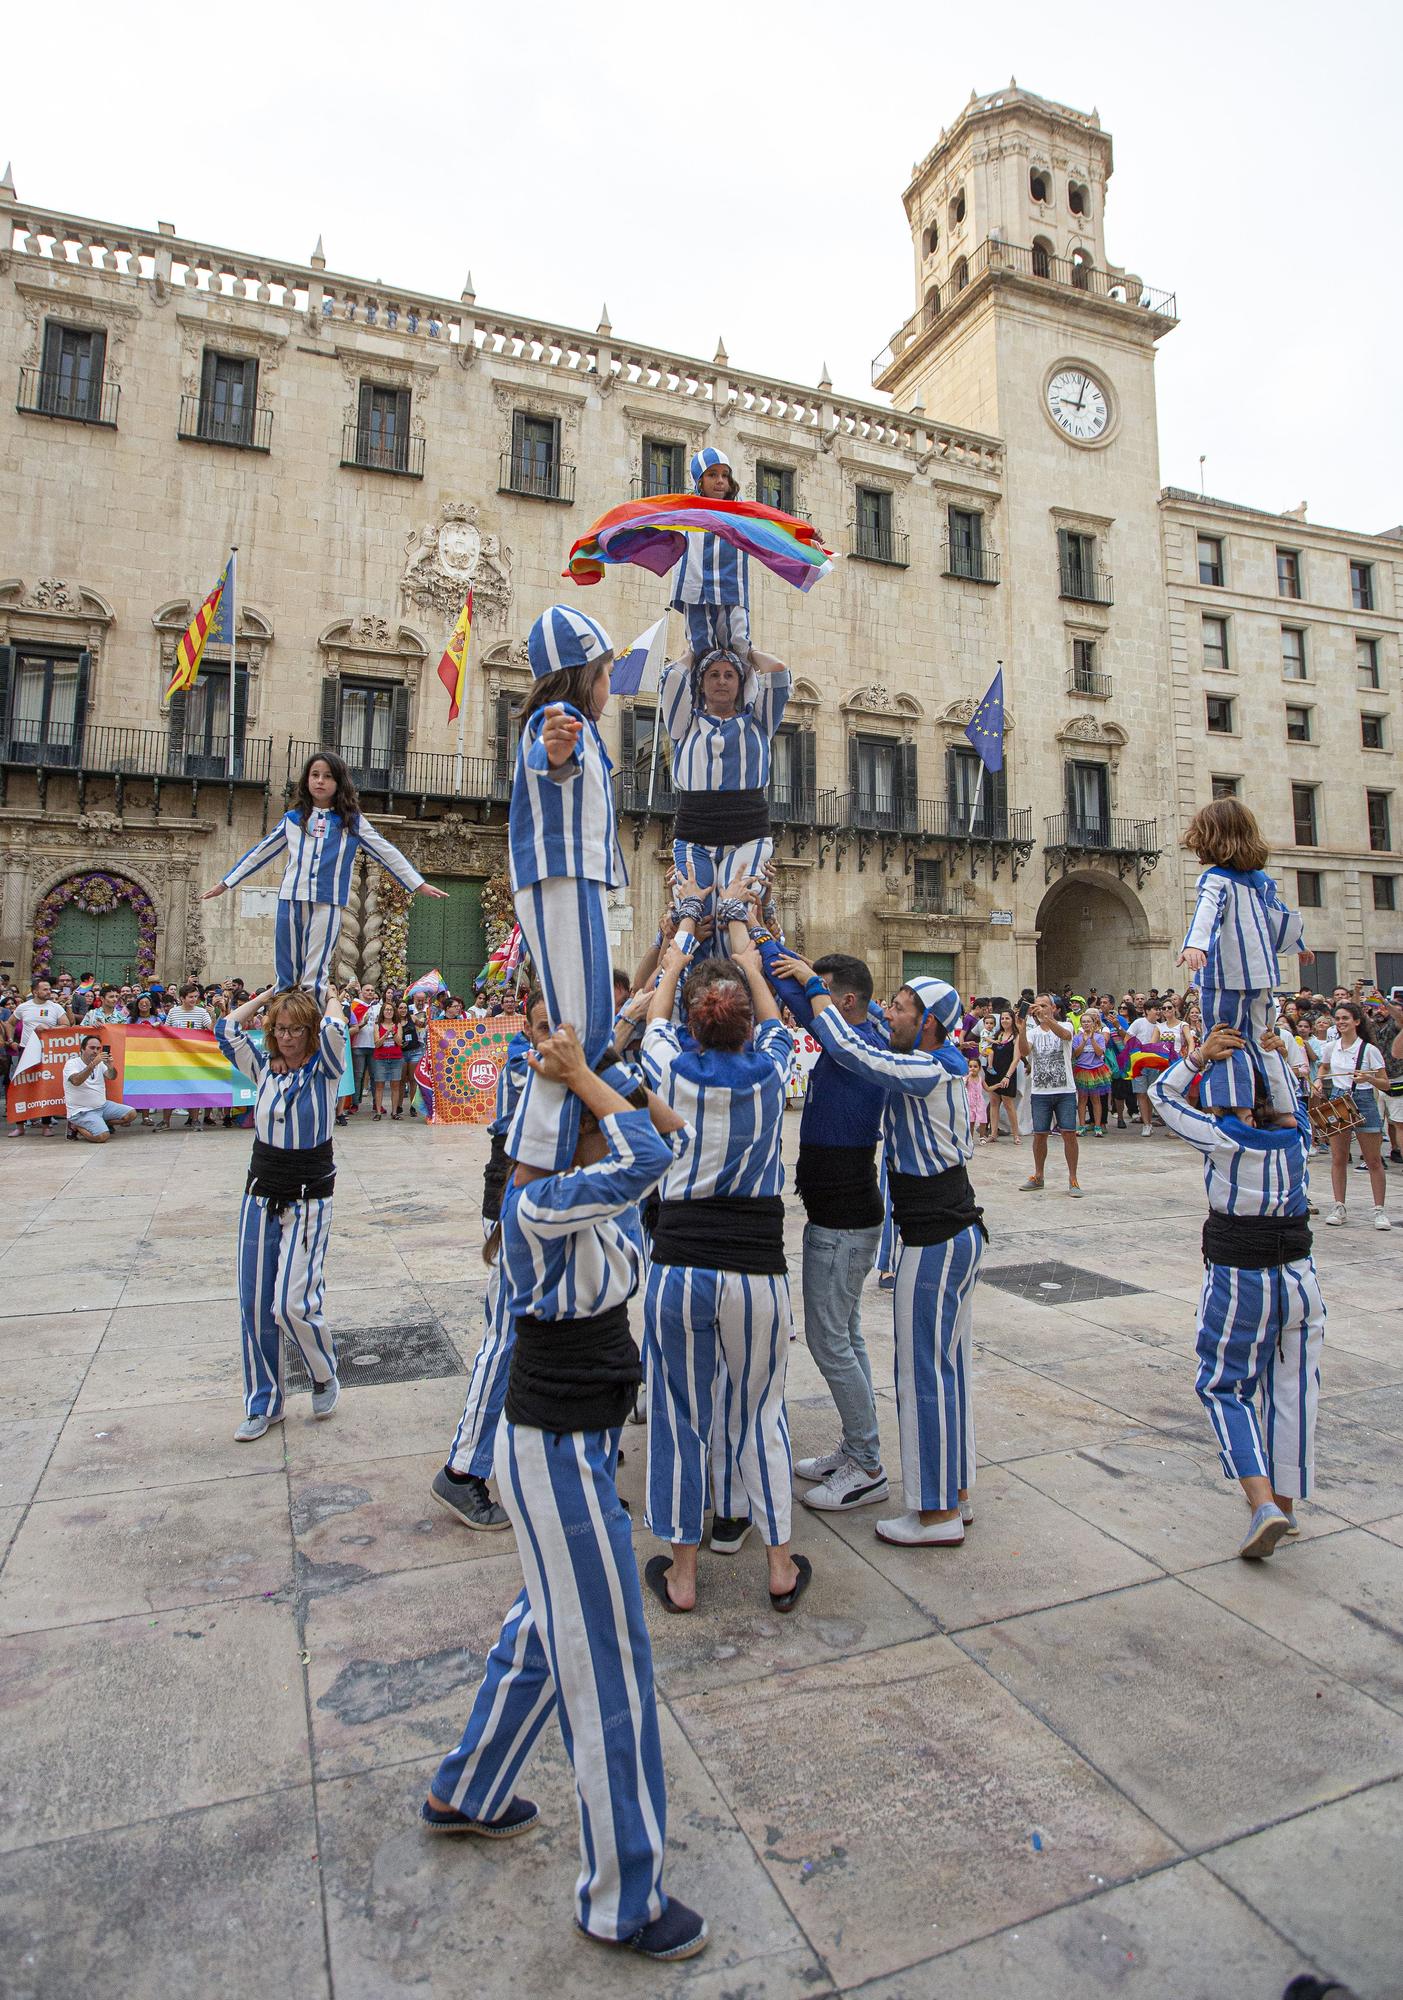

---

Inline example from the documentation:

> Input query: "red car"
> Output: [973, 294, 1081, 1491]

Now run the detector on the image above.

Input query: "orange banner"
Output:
[7, 1027, 125, 1122]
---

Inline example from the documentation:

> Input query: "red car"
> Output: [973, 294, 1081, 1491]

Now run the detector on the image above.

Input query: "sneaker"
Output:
[1240, 1501, 1291, 1561]
[1281, 1509, 1301, 1538]
[708, 1514, 753, 1555]
[580, 1898, 709, 1962]
[795, 1445, 847, 1482]
[234, 1410, 285, 1442]
[802, 1460, 889, 1511]
[1324, 1202, 1347, 1227]
[626, 1385, 647, 1425]
[875, 1510, 965, 1547]
[1018, 1176, 1045, 1192]
[311, 1377, 339, 1419]
[431, 1466, 510, 1531]
[1140, 1124, 1154, 1137]
[1374, 1207, 1392, 1231]
[1067, 1182, 1084, 1199]
[1353, 1158, 1371, 1171]
[876, 1273, 896, 1291]
[960, 1497, 975, 1526]
[420, 1794, 539, 1838]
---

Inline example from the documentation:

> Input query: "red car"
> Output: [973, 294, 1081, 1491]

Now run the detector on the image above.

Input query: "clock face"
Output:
[1047, 368, 1110, 442]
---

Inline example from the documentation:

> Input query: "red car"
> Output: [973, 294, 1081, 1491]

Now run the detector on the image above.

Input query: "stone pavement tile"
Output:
[1325, 1381, 1403, 1439]
[0, 1598, 311, 1851]
[976, 1304, 1142, 1369]
[0, 1309, 111, 1360]
[848, 1858, 1312, 2000]
[1183, 1529, 1403, 1714]
[0, 1786, 329, 2000]
[1367, 1511, 1403, 1548]
[963, 1578, 1403, 1850]
[1317, 1344, 1403, 1399]
[289, 1451, 508, 1580]
[1203, 1781, 1403, 2000]
[29, 1191, 164, 1226]
[303, 1551, 526, 1779]
[1044, 1289, 1199, 1349]
[1317, 1308, 1403, 1368]
[317, 1722, 829, 2000]
[0, 1506, 22, 1564]
[0, 1417, 64, 1508]
[73, 1329, 243, 1411]
[1, 1267, 129, 1315]
[280, 1379, 467, 1474]
[100, 1297, 243, 1348]
[960, 1367, 1148, 1464]
[673, 1635, 1178, 1989]
[818, 1464, 1160, 1631]
[117, 1257, 239, 1309]
[38, 1399, 285, 1498]
[0, 1350, 93, 1424]
[0, 1474, 294, 1634]
[1012, 1435, 1349, 1573]
[1036, 1347, 1227, 1436]
[1308, 1414, 1403, 1527]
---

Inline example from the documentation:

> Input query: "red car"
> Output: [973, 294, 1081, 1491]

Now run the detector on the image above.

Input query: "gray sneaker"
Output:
[234, 1410, 285, 1442]
[431, 1466, 510, 1530]
[1240, 1501, 1291, 1560]
[311, 1377, 340, 1420]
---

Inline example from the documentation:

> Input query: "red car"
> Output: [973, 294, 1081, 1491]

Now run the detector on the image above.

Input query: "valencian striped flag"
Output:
[165, 556, 234, 700]
[437, 588, 473, 720]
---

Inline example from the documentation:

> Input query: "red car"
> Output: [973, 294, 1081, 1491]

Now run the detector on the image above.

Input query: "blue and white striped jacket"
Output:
[508, 703, 627, 893]
[217, 1014, 348, 1152]
[810, 1005, 973, 1175]
[641, 1017, 791, 1199]
[487, 1032, 532, 1139]
[670, 532, 750, 610]
[222, 810, 424, 906]
[502, 1109, 688, 1321]
[658, 659, 790, 792]
[1150, 1057, 1310, 1218]
[1182, 866, 1306, 994]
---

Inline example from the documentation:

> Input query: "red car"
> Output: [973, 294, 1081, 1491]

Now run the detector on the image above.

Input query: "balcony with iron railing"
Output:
[17, 363, 119, 426]
[0, 720, 271, 783]
[1066, 665, 1113, 699]
[850, 525, 910, 568]
[841, 793, 1033, 843]
[287, 741, 510, 807]
[340, 424, 425, 477]
[942, 538, 1001, 584]
[499, 452, 576, 503]
[1044, 813, 1159, 860]
[911, 890, 964, 917]
[178, 395, 273, 452]
[1059, 563, 1115, 607]
[873, 238, 1178, 386]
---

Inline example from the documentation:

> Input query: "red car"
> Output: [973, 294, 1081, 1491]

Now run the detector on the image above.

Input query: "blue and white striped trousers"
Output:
[892, 1227, 982, 1511]
[644, 1264, 793, 1545]
[446, 1252, 513, 1480]
[1197, 990, 1298, 1113]
[1194, 1257, 1324, 1496]
[508, 876, 615, 1170]
[682, 603, 751, 656]
[235, 1191, 335, 1418]
[672, 837, 773, 960]
[430, 1423, 668, 1941]
[274, 899, 342, 997]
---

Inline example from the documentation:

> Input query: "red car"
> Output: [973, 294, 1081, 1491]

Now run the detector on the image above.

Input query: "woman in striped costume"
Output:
[217, 983, 348, 1441]
[422, 1025, 710, 1964]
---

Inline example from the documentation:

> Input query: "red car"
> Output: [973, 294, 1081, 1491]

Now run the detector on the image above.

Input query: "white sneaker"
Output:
[1374, 1207, 1392, 1231]
[802, 1460, 890, 1512]
[875, 1510, 965, 1547]
[795, 1445, 847, 1482]
[1140, 1124, 1153, 1137]
[1324, 1202, 1347, 1227]
[960, 1498, 975, 1526]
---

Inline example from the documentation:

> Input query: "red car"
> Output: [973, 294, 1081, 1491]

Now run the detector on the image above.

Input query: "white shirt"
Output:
[1327, 1039, 1384, 1090]
[63, 1054, 113, 1112]
[350, 1002, 381, 1050]
[1025, 1023, 1077, 1095]
[166, 1005, 213, 1031]
[14, 999, 66, 1054]
[1125, 1017, 1165, 1047]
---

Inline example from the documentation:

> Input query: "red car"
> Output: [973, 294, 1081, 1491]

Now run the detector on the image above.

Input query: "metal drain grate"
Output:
[980, 1259, 1147, 1307]
[286, 1318, 464, 1391]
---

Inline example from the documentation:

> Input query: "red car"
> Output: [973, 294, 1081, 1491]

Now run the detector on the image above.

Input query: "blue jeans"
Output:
[801, 1223, 883, 1474]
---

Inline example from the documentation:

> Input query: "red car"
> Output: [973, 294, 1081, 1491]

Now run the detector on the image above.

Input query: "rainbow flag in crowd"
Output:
[1125, 1044, 1175, 1084]
[565, 495, 833, 594]
[120, 1024, 256, 1110]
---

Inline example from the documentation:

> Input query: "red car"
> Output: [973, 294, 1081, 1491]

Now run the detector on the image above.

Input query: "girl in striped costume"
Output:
[640, 920, 810, 1613]
[1150, 1023, 1325, 1559]
[670, 446, 750, 655]
[774, 959, 983, 1548]
[217, 984, 349, 1441]
[423, 1025, 710, 1964]
[205, 752, 445, 996]
[506, 606, 625, 1171]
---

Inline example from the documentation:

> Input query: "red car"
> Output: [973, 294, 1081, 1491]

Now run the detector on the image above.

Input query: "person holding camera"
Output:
[63, 1034, 141, 1142]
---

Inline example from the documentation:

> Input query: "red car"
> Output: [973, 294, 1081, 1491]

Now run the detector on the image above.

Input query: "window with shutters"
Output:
[181, 350, 264, 449]
[769, 722, 817, 822]
[913, 856, 947, 913]
[947, 744, 1008, 839]
[1065, 759, 1110, 845]
[493, 691, 522, 800]
[2, 647, 89, 765]
[181, 664, 250, 778]
[641, 438, 683, 496]
[617, 701, 673, 812]
[344, 384, 418, 475]
[850, 733, 915, 829]
[336, 678, 408, 787]
[26, 322, 112, 423]
[503, 411, 575, 500]
[1057, 528, 1111, 604]
[755, 463, 796, 515]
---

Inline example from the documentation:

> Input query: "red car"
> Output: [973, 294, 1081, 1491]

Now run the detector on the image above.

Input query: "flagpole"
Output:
[645, 699, 662, 812]
[453, 591, 472, 796]
[225, 544, 238, 778]
[967, 762, 984, 838]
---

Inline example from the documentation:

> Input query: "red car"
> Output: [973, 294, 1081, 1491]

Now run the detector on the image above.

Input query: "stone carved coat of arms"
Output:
[401, 502, 514, 625]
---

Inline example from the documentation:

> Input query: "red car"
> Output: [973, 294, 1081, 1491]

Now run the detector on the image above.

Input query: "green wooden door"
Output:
[406, 876, 486, 1000]
[901, 950, 957, 984]
[48, 901, 141, 985]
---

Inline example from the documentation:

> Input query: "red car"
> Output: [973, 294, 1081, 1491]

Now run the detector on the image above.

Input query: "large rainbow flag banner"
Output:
[565, 495, 833, 595]
[120, 1024, 258, 1110]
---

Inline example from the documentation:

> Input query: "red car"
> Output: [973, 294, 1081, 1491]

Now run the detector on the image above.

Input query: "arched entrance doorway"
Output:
[33, 872, 159, 986]
[1036, 872, 1149, 997]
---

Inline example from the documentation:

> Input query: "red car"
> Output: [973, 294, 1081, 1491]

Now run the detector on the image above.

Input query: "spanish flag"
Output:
[165, 558, 233, 700]
[437, 588, 473, 721]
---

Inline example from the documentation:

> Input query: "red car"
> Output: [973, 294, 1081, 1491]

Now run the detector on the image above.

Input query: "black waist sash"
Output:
[795, 1142, 883, 1230]
[887, 1164, 987, 1247]
[246, 1137, 335, 1210]
[673, 786, 770, 845]
[505, 1302, 640, 1433]
[1202, 1210, 1312, 1270]
[482, 1130, 511, 1224]
[651, 1193, 787, 1275]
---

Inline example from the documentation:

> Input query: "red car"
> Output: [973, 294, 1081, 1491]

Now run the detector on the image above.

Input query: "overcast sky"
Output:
[8, 0, 1400, 532]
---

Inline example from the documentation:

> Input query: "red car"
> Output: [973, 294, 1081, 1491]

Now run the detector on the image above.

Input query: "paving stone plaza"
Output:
[1, 1114, 1401, 1999]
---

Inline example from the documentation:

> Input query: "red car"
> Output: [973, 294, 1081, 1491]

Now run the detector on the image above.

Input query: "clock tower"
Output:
[872, 84, 1182, 992]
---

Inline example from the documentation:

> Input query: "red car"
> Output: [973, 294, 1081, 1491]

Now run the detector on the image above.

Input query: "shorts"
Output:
[1031, 1092, 1078, 1135]
[1330, 1084, 1384, 1135]
[67, 1101, 137, 1137]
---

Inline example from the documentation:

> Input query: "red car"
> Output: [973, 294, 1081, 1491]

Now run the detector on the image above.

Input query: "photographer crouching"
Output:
[63, 1035, 141, 1143]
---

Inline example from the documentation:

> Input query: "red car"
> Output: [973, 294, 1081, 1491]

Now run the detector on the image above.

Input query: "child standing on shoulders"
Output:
[671, 447, 750, 657]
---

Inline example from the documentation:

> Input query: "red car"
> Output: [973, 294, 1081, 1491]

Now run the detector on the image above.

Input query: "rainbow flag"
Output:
[1126, 1044, 1174, 1084]
[565, 495, 833, 595]
[121, 1024, 256, 1110]
[165, 557, 233, 700]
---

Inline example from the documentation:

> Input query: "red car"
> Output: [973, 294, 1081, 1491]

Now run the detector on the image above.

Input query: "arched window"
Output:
[953, 256, 969, 292]
[923, 222, 939, 257]
[1030, 169, 1049, 204]
[949, 189, 966, 229]
[924, 283, 941, 324]
[1032, 237, 1052, 279]
[1068, 180, 1089, 217]
[1071, 248, 1092, 291]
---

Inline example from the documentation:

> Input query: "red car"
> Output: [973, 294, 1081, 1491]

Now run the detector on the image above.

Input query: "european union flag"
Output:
[964, 666, 1005, 774]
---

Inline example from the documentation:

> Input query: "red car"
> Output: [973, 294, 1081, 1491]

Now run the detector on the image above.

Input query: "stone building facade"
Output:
[1, 85, 1399, 1000]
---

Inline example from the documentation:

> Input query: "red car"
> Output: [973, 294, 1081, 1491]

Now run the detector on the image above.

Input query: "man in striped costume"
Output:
[1150, 1022, 1325, 1559]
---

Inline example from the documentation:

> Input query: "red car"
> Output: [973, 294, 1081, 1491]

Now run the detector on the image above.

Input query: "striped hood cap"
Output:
[690, 445, 739, 497]
[527, 605, 613, 681]
[905, 976, 963, 1034]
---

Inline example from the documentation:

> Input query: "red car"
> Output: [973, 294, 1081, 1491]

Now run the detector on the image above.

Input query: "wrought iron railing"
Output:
[629, 472, 685, 501]
[851, 525, 910, 567]
[1044, 813, 1159, 856]
[17, 364, 119, 426]
[0, 720, 270, 781]
[1059, 564, 1115, 606]
[1066, 666, 1113, 699]
[942, 539, 1000, 583]
[340, 425, 425, 476]
[178, 395, 273, 451]
[836, 794, 1032, 843]
[912, 891, 962, 916]
[286, 741, 509, 804]
[499, 452, 576, 502]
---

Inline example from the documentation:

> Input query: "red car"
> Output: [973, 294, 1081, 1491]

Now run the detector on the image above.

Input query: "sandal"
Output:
[644, 1553, 693, 1615]
[769, 1553, 812, 1614]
